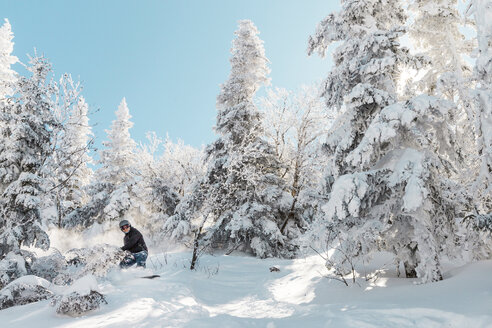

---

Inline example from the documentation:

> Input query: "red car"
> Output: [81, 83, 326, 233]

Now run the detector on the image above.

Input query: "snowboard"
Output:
[141, 274, 160, 279]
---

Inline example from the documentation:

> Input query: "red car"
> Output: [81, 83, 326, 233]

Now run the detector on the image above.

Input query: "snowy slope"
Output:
[1, 252, 492, 327]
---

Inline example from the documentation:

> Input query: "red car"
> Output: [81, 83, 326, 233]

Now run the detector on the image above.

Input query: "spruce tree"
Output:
[0, 56, 57, 258]
[67, 98, 137, 228]
[166, 20, 293, 260]
[53, 95, 94, 227]
[307, 0, 465, 282]
[0, 19, 17, 102]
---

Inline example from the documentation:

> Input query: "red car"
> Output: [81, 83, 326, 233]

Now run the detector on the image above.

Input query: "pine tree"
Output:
[67, 98, 136, 228]
[95, 97, 137, 223]
[0, 55, 58, 258]
[0, 19, 17, 102]
[0, 18, 18, 191]
[166, 20, 293, 262]
[53, 94, 94, 228]
[98, 97, 136, 186]
[308, 0, 428, 178]
[307, 0, 464, 282]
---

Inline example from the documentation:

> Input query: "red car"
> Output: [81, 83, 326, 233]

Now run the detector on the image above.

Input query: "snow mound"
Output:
[0, 275, 54, 310]
[51, 275, 106, 316]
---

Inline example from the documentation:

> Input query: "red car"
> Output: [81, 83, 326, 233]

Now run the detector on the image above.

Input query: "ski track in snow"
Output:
[1, 252, 492, 327]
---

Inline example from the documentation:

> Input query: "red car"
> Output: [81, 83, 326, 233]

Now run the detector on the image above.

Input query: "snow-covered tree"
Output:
[33, 73, 95, 229]
[0, 55, 58, 258]
[410, 0, 478, 185]
[52, 92, 94, 228]
[409, 0, 474, 96]
[0, 18, 18, 193]
[159, 135, 205, 198]
[308, 0, 426, 178]
[0, 19, 17, 102]
[259, 85, 334, 236]
[131, 132, 180, 244]
[67, 98, 136, 228]
[466, 0, 492, 212]
[97, 97, 136, 186]
[307, 0, 465, 282]
[166, 20, 293, 262]
[97, 97, 138, 223]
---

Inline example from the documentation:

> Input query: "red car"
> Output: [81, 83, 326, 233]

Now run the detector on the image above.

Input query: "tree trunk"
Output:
[56, 195, 62, 229]
[403, 244, 418, 278]
[280, 199, 297, 234]
[190, 227, 202, 270]
[403, 261, 418, 278]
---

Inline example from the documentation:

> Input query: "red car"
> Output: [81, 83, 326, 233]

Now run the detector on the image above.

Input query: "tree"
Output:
[51, 89, 94, 228]
[466, 0, 492, 212]
[409, 0, 474, 97]
[0, 18, 18, 193]
[67, 98, 136, 228]
[308, 0, 425, 178]
[166, 20, 293, 265]
[159, 135, 205, 198]
[131, 132, 180, 244]
[259, 85, 334, 236]
[97, 97, 138, 223]
[97, 97, 136, 186]
[0, 55, 58, 258]
[0, 19, 17, 102]
[307, 0, 464, 282]
[409, 0, 478, 187]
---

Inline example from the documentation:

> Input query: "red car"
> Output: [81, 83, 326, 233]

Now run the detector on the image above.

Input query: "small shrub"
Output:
[0, 252, 28, 289]
[0, 281, 53, 310]
[65, 244, 126, 279]
[31, 249, 68, 282]
[52, 290, 107, 316]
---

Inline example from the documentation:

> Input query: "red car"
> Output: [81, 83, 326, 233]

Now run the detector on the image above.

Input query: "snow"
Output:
[388, 149, 427, 212]
[2, 275, 53, 292]
[62, 275, 99, 296]
[1, 251, 492, 327]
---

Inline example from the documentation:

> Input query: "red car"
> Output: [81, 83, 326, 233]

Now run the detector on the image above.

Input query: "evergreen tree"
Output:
[98, 97, 136, 186]
[0, 18, 18, 192]
[307, 0, 464, 282]
[66, 98, 136, 228]
[166, 20, 293, 261]
[0, 19, 17, 102]
[307, 0, 425, 178]
[0, 55, 58, 258]
[52, 93, 94, 228]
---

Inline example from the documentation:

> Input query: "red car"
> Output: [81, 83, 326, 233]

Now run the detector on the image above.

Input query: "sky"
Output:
[0, 0, 339, 151]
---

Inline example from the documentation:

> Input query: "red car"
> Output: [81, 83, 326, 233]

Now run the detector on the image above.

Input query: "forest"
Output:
[0, 0, 491, 319]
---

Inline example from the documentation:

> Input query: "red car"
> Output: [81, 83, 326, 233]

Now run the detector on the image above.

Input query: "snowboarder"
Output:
[119, 220, 148, 269]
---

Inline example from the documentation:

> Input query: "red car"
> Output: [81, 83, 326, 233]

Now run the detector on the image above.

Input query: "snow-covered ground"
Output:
[1, 251, 492, 328]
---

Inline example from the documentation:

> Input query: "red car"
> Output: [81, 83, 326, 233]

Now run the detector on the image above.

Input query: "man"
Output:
[119, 220, 148, 268]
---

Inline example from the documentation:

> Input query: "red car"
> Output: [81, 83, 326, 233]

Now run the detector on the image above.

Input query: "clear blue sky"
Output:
[1, 0, 338, 149]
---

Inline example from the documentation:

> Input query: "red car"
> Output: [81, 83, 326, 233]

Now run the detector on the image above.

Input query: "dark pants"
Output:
[120, 250, 148, 268]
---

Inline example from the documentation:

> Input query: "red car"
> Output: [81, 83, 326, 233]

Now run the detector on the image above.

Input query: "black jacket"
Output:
[121, 227, 148, 253]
